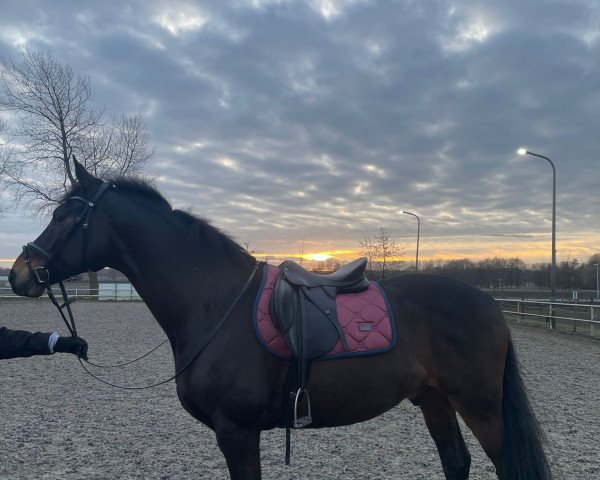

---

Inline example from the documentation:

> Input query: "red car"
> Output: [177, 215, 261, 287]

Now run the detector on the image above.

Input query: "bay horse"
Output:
[9, 160, 553, 479]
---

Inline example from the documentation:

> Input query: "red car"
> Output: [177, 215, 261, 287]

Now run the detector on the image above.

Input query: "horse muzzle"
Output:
[9, 255, 47, 298]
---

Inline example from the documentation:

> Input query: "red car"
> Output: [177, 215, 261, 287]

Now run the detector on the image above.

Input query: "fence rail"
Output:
[497, 298, 600, 336]
[2, 286, 599, 336]
[0, 284, 140, 301]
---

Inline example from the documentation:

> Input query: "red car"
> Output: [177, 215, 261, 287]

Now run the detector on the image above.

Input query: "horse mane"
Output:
[64, 176, 251, 263]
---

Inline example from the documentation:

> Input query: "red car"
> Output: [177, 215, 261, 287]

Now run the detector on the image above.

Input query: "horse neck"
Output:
[106, 205, 253, 341]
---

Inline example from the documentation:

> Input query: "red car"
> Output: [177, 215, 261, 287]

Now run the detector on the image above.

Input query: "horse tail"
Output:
[500, 338, 553, 479]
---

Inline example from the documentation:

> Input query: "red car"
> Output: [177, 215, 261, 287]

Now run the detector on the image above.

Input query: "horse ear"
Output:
[72, 155, 101, 193]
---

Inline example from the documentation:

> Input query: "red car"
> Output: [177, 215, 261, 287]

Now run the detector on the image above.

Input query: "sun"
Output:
[305, 253, 332, 262]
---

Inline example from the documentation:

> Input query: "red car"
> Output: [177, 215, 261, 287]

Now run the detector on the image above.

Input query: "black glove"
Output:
[54, 336, 88, 360]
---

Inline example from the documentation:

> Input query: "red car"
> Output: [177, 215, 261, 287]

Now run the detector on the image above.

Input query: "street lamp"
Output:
[518, 148, 557, 299]
[594, 263, 599, 300]
[402, 211, 420, 271]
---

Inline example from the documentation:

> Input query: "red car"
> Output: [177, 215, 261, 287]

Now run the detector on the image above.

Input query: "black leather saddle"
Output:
[270, 257, 369, 360]
[279, 257, 370, 290]
[269, 257, 369, 431]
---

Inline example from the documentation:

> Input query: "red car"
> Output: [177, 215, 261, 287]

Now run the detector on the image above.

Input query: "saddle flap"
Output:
[270, 271, 299, 355]
[270, 269, 343, 360]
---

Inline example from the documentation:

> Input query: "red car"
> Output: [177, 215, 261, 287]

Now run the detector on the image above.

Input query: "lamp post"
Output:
[518, 148, 557, 299]
[402, 211, 420, 271]
[594, 263, 599, 300]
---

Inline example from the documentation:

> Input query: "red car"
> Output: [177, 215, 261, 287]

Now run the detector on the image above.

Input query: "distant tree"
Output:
[311, 257, 341, 272]
[506, 257, 527, 288]
[323, 257, 341, 272]
[442, 258, 476, 285]
[243, 242, 255, 255]
[557, 258, 579, 290]
[581, 254, 600, 290]
[373, 227, 402, 279]
[298, 238, 305, 266]
[358, 229, 403, 279]
[358, 236, 377, 277]
[0, 47, 155, 291]
[421, 259, 444, 272]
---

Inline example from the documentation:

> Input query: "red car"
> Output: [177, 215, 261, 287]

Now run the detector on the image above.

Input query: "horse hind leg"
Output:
[449, 393, 504, 478]
[449, 342, 553, 479]
[415, 387, 472, 480]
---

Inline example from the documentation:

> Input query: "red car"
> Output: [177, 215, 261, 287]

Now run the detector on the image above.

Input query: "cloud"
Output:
[1, 0, 599, 266]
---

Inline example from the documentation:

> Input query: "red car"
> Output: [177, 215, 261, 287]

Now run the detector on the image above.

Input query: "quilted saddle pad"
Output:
[253, 264, 396, 360]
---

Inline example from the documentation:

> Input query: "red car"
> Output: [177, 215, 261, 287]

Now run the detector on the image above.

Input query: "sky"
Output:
[0, 0, 599, 268]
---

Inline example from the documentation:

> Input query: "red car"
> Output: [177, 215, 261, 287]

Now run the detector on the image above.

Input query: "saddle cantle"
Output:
[278, 257, 370, 291]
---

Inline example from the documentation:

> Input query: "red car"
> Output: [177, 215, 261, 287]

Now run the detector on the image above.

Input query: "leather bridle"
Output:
[21, 179, 261, 390]
[22, 181, 115, 338]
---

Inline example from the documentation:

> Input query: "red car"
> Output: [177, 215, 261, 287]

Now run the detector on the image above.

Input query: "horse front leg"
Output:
[214, 416, 262, 480]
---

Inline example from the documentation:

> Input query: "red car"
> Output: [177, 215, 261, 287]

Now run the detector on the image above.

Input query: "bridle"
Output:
[22, 181, 115, 338]
[22, 179, 260, 390]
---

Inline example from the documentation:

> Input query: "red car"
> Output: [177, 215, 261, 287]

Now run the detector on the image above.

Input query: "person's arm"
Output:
[0, 327, 88, 360]
[0, 326, 53, 359]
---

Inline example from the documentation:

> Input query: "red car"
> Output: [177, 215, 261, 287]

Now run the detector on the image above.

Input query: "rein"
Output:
[77, 261, 260, 390]
[24, 179, 261, 389]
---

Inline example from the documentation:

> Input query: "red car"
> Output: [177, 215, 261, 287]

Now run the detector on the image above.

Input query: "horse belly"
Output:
[306, 348, 425, 427]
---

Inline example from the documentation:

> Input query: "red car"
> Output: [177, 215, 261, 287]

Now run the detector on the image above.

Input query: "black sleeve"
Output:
[0, 326, 52, 359]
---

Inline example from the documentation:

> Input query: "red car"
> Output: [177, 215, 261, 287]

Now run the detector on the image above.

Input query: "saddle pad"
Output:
[253, 264, 396, 360]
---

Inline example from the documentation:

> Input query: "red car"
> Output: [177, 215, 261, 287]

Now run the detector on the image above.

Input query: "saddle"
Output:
[269, 257, 369, 432]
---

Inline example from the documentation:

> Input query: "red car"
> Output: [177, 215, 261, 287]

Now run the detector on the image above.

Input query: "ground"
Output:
[0, 300, 598, 480]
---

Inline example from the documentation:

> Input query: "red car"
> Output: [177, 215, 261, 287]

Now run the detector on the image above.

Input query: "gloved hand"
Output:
[54, 336, 88, 360]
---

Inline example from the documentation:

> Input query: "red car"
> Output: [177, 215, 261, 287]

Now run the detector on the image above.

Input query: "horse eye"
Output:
[52, 207, 68, 222]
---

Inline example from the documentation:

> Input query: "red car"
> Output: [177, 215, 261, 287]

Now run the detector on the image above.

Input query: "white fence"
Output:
[1, 284, 598, 336]
[497, 298, 600, 336]
[0, 283, 140, 301]
[98, 283, 140, 301]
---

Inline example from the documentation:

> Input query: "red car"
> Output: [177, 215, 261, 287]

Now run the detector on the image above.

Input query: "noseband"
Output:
[23, 181, 115, 286]
[22, 181, 115, 337]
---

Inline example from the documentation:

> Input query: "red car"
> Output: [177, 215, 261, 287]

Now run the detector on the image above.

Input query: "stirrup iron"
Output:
[293, 388, 312, 428]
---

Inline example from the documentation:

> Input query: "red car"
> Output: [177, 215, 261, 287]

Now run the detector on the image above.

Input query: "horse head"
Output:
[10, 159, 115, 297]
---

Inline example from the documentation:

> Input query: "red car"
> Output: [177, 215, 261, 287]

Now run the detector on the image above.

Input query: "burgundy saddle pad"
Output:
[253, 264, 396, 360]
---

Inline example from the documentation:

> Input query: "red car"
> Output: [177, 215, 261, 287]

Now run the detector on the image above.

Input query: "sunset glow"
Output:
[304, 253, 333, 262]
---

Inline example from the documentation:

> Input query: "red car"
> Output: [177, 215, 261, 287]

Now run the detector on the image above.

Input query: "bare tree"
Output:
[358, 235, 377, 277]
[0, 47, 154, 212]
[311, 257, 341, 272]
[0, 117, 25, 214]
[373, 227, 402, 279]
[0, 47, 155, 290]
[0, 117, 9, 213]
[243, 242, 255, 255]
[81, 112, 155, 178]
[359, 229, 402, 279]
[298, 237, 305, 266]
